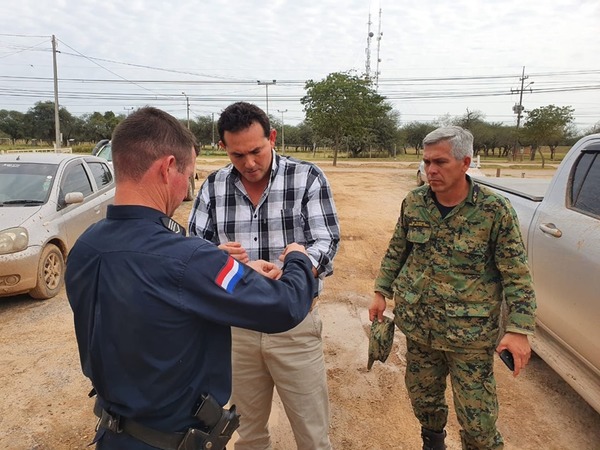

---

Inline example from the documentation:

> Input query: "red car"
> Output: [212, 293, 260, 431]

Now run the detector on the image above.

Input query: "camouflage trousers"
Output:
[405, 338, 504, 450]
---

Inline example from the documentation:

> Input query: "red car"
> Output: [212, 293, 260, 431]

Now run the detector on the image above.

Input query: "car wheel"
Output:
[29, 244, 64, 300]
[184, 176, 194, 201]
[416, 171, 425, 186]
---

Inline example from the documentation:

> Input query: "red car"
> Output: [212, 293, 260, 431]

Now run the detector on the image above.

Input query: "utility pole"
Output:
[211, 112, 215, 147]
[51, 35, 61, 152]
[277, 109, 288, 155]
[257, 80, 276, 116]
[511, 67, 534, 160]
[124, 107, 134, 116]
[182, 92, 190, 129]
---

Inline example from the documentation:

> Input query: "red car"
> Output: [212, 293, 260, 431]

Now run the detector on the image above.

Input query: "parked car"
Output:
[0, 153, 115, 299]
[475, 134, 600, 413]
[91, 138, 110, 156]
[96, 141, 198, 201]
[95, 140, 112, 161]
[416, 158, 486, 186]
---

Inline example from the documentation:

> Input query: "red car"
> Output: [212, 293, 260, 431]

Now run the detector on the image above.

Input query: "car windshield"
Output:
[96, 143, 112, 162]
[0, 162, 58, 206]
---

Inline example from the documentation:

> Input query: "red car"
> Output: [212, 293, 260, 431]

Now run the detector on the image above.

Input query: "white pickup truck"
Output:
[475, 134, 600, 413]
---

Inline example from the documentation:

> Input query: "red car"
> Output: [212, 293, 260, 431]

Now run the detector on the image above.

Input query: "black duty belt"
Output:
[93, 394, 239, 450]
[94, 400, 187, 450]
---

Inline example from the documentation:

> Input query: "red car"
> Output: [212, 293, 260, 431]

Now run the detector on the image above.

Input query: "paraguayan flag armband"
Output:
[215, 256, 244, 293]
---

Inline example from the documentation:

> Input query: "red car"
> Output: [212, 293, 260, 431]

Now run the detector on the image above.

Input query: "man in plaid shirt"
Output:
[188, 102, 340, 450]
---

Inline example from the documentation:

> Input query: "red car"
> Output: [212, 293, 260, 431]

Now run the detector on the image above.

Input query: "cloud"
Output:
[2, 0, 599, 128]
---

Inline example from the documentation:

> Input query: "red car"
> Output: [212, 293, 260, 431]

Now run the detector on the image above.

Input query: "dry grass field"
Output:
[1, 159, 599, 449]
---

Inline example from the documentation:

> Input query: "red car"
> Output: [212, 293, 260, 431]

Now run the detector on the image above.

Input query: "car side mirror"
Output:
[64, 192, 84, 205]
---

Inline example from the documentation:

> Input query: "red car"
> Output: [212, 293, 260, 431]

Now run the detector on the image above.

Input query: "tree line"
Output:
[2, 72, 599, 165]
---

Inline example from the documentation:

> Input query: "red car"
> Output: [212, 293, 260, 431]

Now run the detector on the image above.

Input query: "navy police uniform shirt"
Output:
[66, 204, 315, 436]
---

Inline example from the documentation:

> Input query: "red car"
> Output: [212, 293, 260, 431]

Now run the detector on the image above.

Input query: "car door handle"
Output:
[539, 222, 562, 238]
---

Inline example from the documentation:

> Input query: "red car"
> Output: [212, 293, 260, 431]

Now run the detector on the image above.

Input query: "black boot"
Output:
[421, 428, 447, 450]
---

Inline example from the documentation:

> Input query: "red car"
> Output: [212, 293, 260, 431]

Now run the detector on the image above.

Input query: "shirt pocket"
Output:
[445, 301, 499, 349]
[280, 208, 305, 245]
[406, 226, 431, 244]
[393, 291, 421, 332]
[453, 236, 488, 275]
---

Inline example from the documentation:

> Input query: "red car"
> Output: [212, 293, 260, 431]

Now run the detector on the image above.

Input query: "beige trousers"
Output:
[231, 307, 332, 450]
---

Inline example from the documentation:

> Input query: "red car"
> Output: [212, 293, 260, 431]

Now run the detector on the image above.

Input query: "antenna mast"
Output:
[374, 8, 383, 90]
[365, 12, 373, 79]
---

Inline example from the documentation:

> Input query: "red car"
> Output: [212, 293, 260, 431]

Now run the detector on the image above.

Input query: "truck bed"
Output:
[473, 177, 551, 202]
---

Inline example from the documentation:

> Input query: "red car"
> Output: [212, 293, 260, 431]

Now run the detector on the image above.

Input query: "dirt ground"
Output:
[1, 160, 599, 450]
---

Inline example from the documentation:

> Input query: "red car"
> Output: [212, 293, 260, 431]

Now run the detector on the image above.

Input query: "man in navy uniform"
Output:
[66, 106, 316, 450]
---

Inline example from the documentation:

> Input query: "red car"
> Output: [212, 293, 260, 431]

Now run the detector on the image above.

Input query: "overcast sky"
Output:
[2, 0, 599, 132]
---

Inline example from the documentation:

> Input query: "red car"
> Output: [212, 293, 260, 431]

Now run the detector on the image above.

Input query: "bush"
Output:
[71, 144, 95, 154]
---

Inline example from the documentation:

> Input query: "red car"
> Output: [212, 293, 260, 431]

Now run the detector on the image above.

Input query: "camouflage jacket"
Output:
[374, 178, 536, 352]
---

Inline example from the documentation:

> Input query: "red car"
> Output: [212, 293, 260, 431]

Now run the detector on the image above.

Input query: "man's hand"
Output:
[278, 243, 308, 262]
[277, 243, 319, 277]
[218, 242, 249, 264]
[496, 332, 532, 377]
[369, 292, 387, 323]
[247, 260, 282, 280]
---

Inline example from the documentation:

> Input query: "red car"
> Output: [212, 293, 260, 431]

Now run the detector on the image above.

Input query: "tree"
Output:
[296, 121, 316, 152]
[24, 101, 57, 144]
[401, 122, 437, 154]
[372, 110, 400, 156]
[454, 109, 486, 131]
[62, 115, 85, 145]
[301, 72, 391, 165]
[81, 111, 124, 142]
[584, 121, 600, 136]
[453, 110, 489, 156]
[281, 124, 300, 152]
[190, 115, 215, 147]
[0, 110, 26, 144]
[522, 105, 574, 162]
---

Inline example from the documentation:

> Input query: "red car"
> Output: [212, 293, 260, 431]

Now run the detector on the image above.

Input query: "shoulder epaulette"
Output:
[160, 217, 186, 236]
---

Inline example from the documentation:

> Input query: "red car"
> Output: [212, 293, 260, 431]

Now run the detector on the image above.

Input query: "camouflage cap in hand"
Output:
[367, 316, 395, 370]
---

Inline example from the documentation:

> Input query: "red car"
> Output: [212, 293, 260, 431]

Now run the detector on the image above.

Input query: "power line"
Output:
[57, 50, 254, 82]
[57, 38, 166, 97]
[0, 38, 49, 59]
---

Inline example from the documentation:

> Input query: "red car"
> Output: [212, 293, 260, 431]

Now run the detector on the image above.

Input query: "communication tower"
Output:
[374, 8, 383, 90]
[365, 12, 373, 79]
[365, 8, 383, 88]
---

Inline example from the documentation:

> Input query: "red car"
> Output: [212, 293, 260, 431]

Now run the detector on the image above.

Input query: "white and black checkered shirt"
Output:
[188, 151, 340, 280]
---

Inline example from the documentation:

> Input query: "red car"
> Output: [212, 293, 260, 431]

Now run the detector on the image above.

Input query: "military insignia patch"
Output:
[409, 220, 430, 228]
[160, 217, 186, 236]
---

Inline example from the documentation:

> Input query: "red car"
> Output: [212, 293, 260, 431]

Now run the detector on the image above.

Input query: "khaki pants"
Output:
[231, 307, 332, 450]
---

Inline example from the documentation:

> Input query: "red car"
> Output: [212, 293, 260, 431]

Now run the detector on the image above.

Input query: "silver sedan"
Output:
[0, 153, 115, 299]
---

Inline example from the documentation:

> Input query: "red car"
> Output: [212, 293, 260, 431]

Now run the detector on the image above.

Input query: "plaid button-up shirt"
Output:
[188, 151, 340, 286]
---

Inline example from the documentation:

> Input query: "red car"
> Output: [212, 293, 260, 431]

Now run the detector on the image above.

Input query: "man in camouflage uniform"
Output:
[369, 126, 536, 450]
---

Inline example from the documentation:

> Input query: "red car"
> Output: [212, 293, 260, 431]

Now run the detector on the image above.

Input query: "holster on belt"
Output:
[93, 394, 240, 450]
[178, 394, 240, 450]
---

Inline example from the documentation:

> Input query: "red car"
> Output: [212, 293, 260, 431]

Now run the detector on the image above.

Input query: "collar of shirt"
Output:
[107, 205, 186, 235]
[227, 150, 280, 207]
[107, 204, 165, 220]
